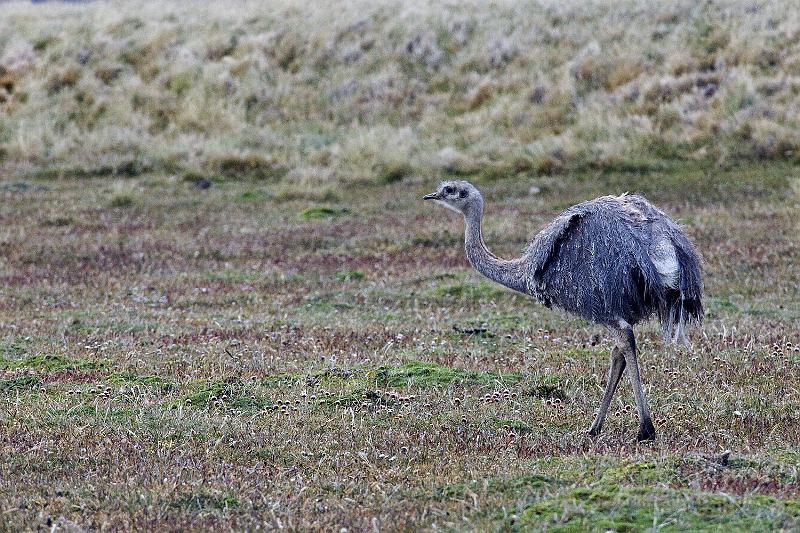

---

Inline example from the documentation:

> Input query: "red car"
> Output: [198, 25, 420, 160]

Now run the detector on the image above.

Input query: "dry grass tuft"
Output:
[2, 0, 800, 184]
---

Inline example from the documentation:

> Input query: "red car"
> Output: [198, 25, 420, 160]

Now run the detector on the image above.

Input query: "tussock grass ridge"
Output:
[2, 0, 800, 184]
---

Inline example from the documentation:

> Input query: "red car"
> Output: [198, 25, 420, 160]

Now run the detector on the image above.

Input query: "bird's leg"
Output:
[617, 322, 656, 442]
[587, 346, 626, 437]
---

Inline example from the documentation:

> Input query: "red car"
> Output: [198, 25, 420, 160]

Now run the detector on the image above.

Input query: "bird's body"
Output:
[524, 194, 703, 343]
[424, 181, 704, 441]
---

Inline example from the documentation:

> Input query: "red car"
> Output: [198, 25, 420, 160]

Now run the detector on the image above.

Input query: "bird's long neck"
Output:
[463, 203, 528, 294]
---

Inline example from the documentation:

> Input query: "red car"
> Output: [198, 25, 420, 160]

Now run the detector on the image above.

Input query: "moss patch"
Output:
[0, 354, 108, 372]
[175, 379, 274, 410]
[106, 372, 176, 391]
[0, 375, 40, 392]
[520, 485, 800, 532]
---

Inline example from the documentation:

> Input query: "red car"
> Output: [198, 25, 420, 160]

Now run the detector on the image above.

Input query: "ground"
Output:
[0, 163, 798, 531]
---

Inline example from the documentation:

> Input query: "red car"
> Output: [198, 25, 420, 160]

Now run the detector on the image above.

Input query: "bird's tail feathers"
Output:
[658, 241, 703, 345]
[660, 289, 703, 345]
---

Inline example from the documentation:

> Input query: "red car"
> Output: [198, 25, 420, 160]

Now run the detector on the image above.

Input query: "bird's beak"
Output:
[423, 192, 440, 200]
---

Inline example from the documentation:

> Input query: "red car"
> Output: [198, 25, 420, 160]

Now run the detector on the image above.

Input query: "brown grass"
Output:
[0, 164, 798, 530]
[2, 0, 800, 187]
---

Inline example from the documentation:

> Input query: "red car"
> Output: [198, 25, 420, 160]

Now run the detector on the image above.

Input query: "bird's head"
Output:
[423, 180, 482, 215]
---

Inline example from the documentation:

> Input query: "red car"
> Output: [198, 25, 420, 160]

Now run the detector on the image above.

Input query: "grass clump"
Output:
[109, 193, 135, 208]
[335, 270, 364, 281]
[527, 381, 568, 401]
[40, 216, 74, 227]
[239, 190, 266, 201]
[299, 206, 351, 220]
[209, 154, 286, 181]
[273, 185, 341, 203]
[376, 160, 413, 184]
[181, 171, 212, 184]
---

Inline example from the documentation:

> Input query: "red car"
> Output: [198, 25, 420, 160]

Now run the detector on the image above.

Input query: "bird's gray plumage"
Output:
[423, 180, 704, 441]
[525, 194, 703, 343]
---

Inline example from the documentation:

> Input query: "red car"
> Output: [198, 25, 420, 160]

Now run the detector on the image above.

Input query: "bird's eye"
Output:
[444, 186, 454, 195]
[459, 189, 468, 198]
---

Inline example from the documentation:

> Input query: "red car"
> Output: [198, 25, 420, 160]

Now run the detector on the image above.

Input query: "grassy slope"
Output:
[1, 0, 800, 189]
[0, 163, 798, 531]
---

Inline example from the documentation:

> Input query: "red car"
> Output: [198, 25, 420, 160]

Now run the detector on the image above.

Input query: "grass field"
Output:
[2, 0, 800, 531]
[0, 161, 798, 531]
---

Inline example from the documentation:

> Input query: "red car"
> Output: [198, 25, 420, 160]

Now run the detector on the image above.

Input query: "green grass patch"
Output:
[175, 379, 274, 410]
[434, 473, 555, 501]
[335, 270, 365, 281]
[0, 375, 40, 392]
[0, 354, 108, 372]
[106, 372, 176, 391]
[299, 206, 351, 220]
[506, 455, 800, 531]
[181, 379, 229, 406]
[0, 337, 33, 358]
[318, 389, 390, 408]
[519, 485, 800, 532]
[311, 362, 521, 409]
[239, 190, 267, 201]
[303, 295, 355, 313]
[451, 324, 496, 339]
[50, 404, 134, 420]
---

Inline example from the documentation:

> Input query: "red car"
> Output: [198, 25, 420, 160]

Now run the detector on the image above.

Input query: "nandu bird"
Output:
[423, 181, 703, 441]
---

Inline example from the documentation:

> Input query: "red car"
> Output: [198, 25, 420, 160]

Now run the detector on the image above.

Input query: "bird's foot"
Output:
[636, 419, 656, 442]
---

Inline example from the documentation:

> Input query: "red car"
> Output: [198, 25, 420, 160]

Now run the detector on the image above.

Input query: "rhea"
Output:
[423, 181, 703, 441]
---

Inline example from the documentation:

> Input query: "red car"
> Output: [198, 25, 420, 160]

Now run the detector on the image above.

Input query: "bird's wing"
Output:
[526, 210, 584, 288]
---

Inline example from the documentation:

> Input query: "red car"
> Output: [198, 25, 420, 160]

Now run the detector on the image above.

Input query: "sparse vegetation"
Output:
[0, 166, 797, 530]
[1, 1, 799, 531]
